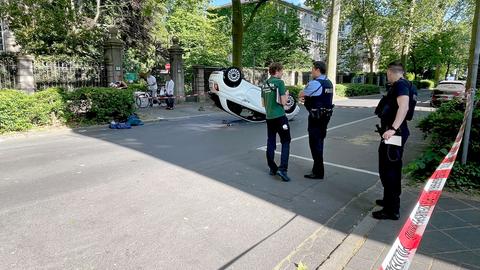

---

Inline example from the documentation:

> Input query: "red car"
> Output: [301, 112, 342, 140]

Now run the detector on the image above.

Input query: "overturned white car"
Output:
[208, 67, 300, 122]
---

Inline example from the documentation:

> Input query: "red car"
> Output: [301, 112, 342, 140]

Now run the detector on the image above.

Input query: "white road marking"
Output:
[282, 152, 379, 176]
[257, 115, 377, 150]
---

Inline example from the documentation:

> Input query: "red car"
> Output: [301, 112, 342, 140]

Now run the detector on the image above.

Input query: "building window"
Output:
[316, 32, 323, 42]
[0, 20, 5, 52]
[314, 16, 319, 23]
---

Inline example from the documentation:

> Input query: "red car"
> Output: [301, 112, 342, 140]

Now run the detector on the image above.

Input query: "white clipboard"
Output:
[384, 135, 402, 147]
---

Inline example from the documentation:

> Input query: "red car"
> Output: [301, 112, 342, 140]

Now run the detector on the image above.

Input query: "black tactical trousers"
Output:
[308, 115, 330, 177]
[378, 135, 408, 214]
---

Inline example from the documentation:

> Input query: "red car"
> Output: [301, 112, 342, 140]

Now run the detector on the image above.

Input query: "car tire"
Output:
[224, 67, 243, 88]
[284, 94, 297, 114]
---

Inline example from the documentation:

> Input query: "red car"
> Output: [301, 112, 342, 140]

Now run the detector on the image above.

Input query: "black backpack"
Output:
[375, 81, 417, 121]
[405, 82, 417, 121]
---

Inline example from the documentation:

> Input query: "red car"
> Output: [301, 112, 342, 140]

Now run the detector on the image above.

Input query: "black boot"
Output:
[372, 209, 400, 220]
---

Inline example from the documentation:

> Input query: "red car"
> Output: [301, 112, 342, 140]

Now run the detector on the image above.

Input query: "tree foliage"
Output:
[1, 0, 232, 72]
[410, 24, 470, 79]
[334, 0, 474, 76]
[0, 0, 108, 58]
[215, 1, 311, 68]
[167, 1, 230, 69]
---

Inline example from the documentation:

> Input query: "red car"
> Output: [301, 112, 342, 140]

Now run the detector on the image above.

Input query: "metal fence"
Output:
[34, 60, 107, 90]
[0, 55, 17, 89]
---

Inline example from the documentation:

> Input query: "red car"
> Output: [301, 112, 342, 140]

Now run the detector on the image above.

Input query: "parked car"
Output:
[431, 80, 466, 107]
[208, 67, 300, 122]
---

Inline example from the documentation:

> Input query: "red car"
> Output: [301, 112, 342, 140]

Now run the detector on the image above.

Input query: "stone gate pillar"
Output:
[16, 55, 35, 93]
[169, 37, 185, 103]
[193, 65, 206, 103]
[104, 28, 124, 84]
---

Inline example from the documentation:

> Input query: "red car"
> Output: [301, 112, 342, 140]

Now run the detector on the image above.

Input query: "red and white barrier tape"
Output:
[176, 92, 207, 99]
[138, 93, 206, 100]
[379, 91, 475, 270]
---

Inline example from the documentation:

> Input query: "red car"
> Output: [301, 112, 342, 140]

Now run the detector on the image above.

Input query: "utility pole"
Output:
[461, 1, 480, 164]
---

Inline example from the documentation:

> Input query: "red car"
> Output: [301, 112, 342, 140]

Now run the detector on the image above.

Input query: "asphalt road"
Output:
[0, 92, 432, 269]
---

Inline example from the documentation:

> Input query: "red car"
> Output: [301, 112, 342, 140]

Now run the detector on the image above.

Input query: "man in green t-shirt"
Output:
[261, 62, 291, 182]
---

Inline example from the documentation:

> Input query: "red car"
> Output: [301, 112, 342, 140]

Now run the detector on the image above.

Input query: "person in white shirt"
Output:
[165, 75, 175, 110]
[146, 73, 158, 98]
[140, 72, 158, 107]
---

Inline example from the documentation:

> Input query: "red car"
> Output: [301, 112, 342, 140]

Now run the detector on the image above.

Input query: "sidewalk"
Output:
[326, 187, 480, 270]
[0, 101, 223, 141]
[135, 100, 223, 122]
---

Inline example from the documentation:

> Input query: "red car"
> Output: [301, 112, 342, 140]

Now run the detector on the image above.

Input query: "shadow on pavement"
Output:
[1, 97, 477, 269]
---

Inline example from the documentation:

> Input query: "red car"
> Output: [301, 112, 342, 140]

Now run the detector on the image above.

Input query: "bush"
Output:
[0, 90, 35, 132]
[412, 79, 435, 89]
[66, 87, 136, 124]
[405, 98, 480, 191]
[335, 83, 380, 97]
[286, 85, 304, 97]
[0, 87, 137, 133]
[0, 88, 68, 133]
[405, 72, 415, 81]
[127, 83, 147, 92]
[32, 88, 68, 125]
[419, 79, 435, 89]
[447, 163, 480, 191]
[335, 84, 347, 96]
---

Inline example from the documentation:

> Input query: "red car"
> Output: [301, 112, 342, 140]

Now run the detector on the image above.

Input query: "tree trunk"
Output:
[434, 64, 442, 83]
[327, 0, 341, 91]
[411, 52, 417, 79]
[401, 0, 416, 68]
[466, 1, 480, 91]
[368, 58, 374, 84]
[445, 61, 451, 80]
[232, 0, 243, 68]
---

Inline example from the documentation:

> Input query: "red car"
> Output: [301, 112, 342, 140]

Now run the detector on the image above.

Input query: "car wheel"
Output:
[284, 94, 297, 114]
[224, 67, 243, 88]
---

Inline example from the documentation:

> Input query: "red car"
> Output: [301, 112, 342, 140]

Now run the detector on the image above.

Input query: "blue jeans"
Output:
[266, 116, 291, 172]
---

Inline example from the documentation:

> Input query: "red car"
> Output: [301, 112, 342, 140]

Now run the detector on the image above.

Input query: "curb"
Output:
[0, 111, 224, 141]
[319, 209, 379, 270]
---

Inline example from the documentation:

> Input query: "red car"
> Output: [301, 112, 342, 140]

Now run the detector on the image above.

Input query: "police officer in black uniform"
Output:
[373, 61, 413, 220]
[300, 61, 334, 179]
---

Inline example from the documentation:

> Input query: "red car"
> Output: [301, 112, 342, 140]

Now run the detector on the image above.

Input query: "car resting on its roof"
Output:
[208, 67, 300, 122]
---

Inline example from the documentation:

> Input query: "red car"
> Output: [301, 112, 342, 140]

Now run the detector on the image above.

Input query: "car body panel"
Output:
[209, 71, 300, 122]
[431, 80, 466, 106]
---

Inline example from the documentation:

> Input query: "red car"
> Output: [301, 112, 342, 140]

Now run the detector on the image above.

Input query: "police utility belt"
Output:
[309, 106, 334, 119]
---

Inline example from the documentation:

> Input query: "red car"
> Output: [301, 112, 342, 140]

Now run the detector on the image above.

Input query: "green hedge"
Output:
[66, 87, 135, 124]
[335, 83, 380, 97]
[412, 79, 435, 89]
[127, 83, 147, 92]
[0, 87, 136, 133]
[32, 88, 68, 126]
[405, 97, 480, 192]
[287, 84, 381, 98]
[0, 88, 67, 133]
